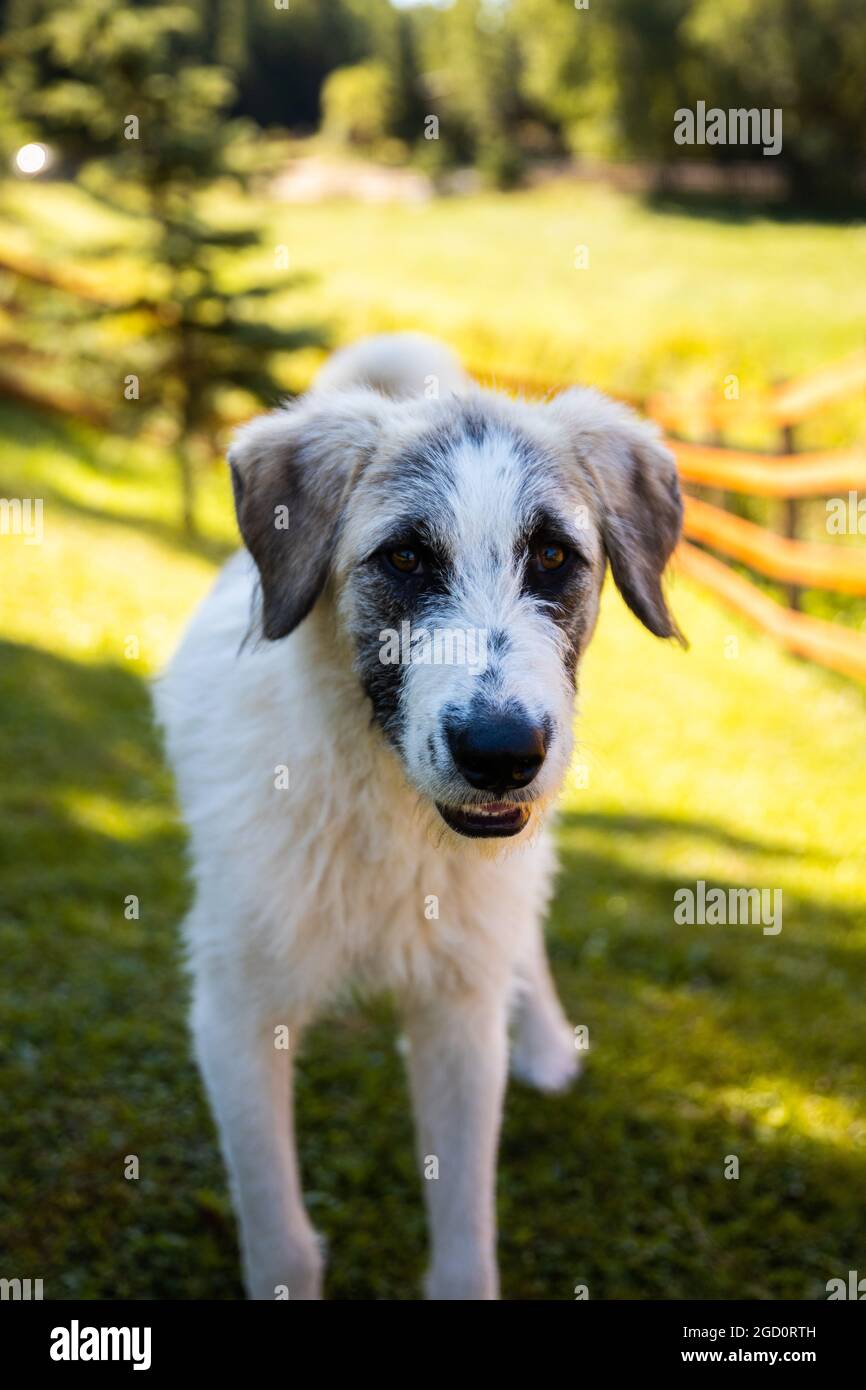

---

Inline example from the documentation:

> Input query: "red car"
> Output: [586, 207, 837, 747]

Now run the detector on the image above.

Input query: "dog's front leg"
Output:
[191, 979, 322, 1300]
[404, 987, 509, 1300]
[510, 921, 580, 1093]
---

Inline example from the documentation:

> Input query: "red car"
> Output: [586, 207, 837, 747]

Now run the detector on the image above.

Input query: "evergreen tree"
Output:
[1, 0, 324, 534]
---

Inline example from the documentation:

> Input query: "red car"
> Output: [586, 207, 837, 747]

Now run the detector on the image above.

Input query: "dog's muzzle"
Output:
[437, 705, 546, 837]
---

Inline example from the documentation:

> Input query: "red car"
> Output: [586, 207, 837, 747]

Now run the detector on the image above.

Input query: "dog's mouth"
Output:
[435, 800, 531, 839]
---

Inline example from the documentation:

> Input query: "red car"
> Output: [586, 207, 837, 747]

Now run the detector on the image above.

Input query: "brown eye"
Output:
[537, 542, 567, 571]
[388, 547, 421, 575]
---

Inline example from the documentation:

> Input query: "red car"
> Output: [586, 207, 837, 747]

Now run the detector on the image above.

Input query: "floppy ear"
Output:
[228, 389, 387, 640]
[552, 387, 685, 642]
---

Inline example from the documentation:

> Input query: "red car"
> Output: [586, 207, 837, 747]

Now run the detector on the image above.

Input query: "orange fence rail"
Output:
[0, 363, 113, 427]
[0, 247, 121, 306]
[650, 349, 866, 434]
[682, 495, 866, 595]
[770, 348, 866, 425]
[0, 244, 864, 683]
[471, 351, 866, 683]
[672, 441, 866, 497]
[669, 353, 866, 682]
[676, 543, 866, 684]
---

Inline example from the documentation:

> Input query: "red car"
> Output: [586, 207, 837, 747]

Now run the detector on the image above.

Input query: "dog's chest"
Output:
[256, 783, 553, 1008]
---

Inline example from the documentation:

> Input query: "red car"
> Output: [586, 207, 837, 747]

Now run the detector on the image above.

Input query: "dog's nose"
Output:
[447, 712, 547, 793]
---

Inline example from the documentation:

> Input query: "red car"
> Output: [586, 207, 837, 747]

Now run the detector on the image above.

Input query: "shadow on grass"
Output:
[0, 639, 241, 1299]
[562, 809, 830, 863]
[643, 188, 866, 226]
[550, 806, 866, 1081]
[1, 639, 863, 1299]
[500, 807, 866, 1298]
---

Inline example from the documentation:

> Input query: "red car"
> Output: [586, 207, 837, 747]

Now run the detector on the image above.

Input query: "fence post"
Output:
[781, 422, 800, 610]
[709, 427, 728, 512]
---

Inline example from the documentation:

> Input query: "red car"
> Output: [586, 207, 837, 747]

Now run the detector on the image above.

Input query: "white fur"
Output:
[314, 331, 470, 399]
[156, 553, 575, 1300]
[155, 333, 678, 1301]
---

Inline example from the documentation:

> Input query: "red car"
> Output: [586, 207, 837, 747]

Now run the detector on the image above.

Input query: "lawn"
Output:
[265, 180, 866, 441]
[2, 179, 866, 1300]
[7, 173, 866, 447]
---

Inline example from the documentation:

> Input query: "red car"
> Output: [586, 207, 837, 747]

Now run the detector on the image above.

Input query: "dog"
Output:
[155, 332, 683, 1300]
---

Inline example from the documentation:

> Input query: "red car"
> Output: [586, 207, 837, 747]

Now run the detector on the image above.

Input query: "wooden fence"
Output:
[1, 240, 865, 681]
[472, 355, 866, 685]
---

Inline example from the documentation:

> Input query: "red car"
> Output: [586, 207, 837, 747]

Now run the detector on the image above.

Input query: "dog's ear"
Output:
[551, 388, 685, 642]
[228, 389, 387, 640]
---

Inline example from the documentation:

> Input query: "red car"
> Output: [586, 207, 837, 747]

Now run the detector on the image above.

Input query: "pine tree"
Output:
[1, 0, 325, 535]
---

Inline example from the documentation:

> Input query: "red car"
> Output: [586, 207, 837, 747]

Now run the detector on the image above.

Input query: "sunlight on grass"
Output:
[260, 183, 866, 445]
[2, 178, 866, 1295]
[57, 789, 174, 843]
[3, 395, 866, 1297]
[7, 177, 866, 448]
[717, 1081, 866, 1151]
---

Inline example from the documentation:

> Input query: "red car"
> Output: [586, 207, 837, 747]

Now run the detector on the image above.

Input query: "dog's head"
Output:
[228, 382, 683, 845]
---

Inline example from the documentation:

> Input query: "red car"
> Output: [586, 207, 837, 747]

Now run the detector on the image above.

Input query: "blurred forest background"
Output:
[1, 0, 865, 1300]
[2, 0, 866, 530]
[6, 0, 863, 198]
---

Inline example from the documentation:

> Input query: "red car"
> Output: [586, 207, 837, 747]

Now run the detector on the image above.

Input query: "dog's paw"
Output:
[425, 1258, 499, 1301]
[244, 1230, 325, 1301]
[511, 1021, 583, 1095]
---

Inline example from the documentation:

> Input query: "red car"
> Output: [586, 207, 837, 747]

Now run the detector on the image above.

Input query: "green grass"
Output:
[1, 397, 865, 1300]
[2, 177, 866, 1299]
[7, 174, 866, 446]
[256, 179, 866, 449]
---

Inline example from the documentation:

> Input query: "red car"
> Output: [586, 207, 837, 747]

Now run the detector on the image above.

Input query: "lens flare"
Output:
[15, 143, 48, 176]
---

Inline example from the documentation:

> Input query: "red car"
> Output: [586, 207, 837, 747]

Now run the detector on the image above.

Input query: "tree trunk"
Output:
[177, 443, 197, 538]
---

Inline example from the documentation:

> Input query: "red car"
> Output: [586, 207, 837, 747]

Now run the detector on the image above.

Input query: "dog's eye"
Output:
[385, 547, 423, 576]
[533, 542, 568, 572]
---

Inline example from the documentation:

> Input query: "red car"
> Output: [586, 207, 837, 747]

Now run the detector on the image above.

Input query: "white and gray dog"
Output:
[156, 333, 683, 1300]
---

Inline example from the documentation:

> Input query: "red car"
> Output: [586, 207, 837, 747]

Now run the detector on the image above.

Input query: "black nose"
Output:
[447, 712, 547, 793]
